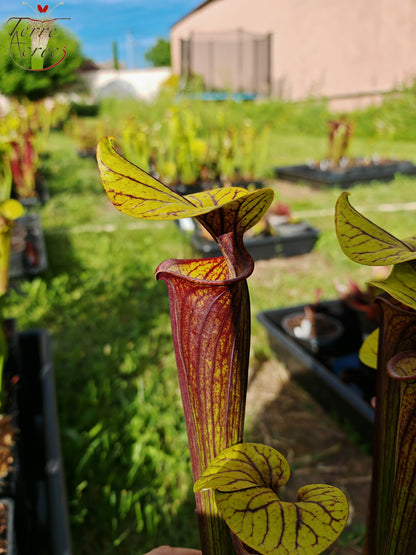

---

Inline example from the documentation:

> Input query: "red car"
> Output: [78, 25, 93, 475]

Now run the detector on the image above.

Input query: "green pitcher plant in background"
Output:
[97, 137, 348, 555]
[0, 198, 24, 407]
[335, 191, 416, 554]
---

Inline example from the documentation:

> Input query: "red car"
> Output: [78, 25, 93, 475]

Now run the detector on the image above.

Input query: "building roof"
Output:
[170, 0, 218, 29]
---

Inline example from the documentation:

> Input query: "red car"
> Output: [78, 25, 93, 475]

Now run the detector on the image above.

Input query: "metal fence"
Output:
[180, 29, 272, 96]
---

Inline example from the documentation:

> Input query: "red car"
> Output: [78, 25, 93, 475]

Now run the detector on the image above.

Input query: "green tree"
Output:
[0, 21, 84, 99]
[144, 38, 171, 67]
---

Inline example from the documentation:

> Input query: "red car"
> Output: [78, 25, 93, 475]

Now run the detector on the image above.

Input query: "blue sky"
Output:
[1, 0, 202, 67]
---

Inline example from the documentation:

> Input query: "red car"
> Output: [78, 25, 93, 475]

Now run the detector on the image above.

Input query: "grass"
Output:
[7, 141, 201, 553]
[8, 230, 200, 552]
[5, 92, 416, 553]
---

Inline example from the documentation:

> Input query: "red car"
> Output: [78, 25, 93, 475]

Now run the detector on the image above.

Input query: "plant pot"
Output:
[10, 214, 48, 279]
[275, 159, 416, 187]
[190, 221, 320, 261]
[175, 218, 197, 234]
[257, 299, 377, 443]
[1, 326, 72, 554]
[281, 311, 344, 352]
[77, 148, 97, 159]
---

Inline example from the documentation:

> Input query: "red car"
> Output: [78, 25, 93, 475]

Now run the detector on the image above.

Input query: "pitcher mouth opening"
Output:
[156, 254, 254, 286]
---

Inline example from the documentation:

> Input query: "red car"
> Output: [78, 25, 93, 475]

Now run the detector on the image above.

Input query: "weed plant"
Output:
[4, 90, 416, 553]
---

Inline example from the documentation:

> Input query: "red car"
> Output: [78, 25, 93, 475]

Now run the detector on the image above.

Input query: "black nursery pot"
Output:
[274, 160, 416, 188]
[2, 325, 72, 555]
[258, 299, 377, 444]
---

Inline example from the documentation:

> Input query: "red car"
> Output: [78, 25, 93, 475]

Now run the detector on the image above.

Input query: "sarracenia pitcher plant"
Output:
[97, 137, 348, 555]
[335, 192, 416, 554]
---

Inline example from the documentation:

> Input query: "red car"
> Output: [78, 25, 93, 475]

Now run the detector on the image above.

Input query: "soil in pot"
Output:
[258, 300, 377, 440]
[282, 307, 344, 352]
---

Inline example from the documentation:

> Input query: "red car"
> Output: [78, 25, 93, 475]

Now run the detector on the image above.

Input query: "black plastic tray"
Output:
[275, 160, 416, 187]
[191, 223, 320, 261]
[13, 329, 72, 554]
[257, 300, 376, 442]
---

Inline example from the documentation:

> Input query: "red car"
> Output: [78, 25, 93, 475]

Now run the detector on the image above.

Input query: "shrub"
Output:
[0, 22, 84, 100]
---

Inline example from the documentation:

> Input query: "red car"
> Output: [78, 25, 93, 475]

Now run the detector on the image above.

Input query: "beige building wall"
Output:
[170, 0, 416, 106]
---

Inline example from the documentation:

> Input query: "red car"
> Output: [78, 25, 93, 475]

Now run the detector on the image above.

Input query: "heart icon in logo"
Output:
[37, 4, 49, 13]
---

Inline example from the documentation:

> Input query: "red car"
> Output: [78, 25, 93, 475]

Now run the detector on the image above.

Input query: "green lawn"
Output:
[5, 96, 416, 553]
